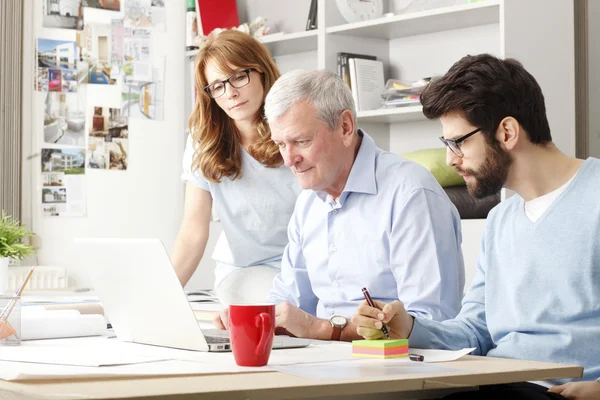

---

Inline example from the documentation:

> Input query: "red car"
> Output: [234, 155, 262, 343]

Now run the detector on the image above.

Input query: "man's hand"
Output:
[275, 302, 329, 339]
[351, 299, 414, 340]
[548, 381, 600, 400]
[212, 307, 230, 330]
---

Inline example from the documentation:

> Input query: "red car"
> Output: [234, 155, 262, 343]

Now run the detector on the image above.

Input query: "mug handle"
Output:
[254, 312, 273, 356]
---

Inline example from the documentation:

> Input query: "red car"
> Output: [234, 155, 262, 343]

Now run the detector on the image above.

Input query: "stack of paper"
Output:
[21, 307, 107, 340]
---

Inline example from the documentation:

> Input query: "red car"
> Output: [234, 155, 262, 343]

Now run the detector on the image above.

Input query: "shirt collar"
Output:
[314, 129, 378, 204]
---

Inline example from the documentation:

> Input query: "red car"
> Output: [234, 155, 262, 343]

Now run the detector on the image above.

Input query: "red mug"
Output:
[229, 304, 275, 366]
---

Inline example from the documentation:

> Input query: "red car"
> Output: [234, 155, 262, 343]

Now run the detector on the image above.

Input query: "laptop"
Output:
[74, 238, 310, 352]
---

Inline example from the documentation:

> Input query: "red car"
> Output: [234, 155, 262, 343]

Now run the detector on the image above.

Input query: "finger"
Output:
[220, 309, 231, 330]
[547, 384, 565, 394]
[356, 326, 384, 340]
[351, 314, 384, 330]
[381, 301, 404, 323]
[212, 313, 226, 330]
[357, 303, 384, 320]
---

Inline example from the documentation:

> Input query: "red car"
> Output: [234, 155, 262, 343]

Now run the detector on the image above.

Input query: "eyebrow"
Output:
[206, 69, 244, 85]
[273, 132, 312, 143]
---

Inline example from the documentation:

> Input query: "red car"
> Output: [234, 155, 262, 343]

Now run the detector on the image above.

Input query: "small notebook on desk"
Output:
[185, 289, 219, 303]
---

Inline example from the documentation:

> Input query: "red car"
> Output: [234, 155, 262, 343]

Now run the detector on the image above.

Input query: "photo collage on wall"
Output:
[37, 0, 166, 217]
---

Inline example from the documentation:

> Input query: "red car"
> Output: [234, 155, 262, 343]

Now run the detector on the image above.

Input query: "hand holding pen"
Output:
[353, 289, 415, 340]
[361, 287, 391, 339]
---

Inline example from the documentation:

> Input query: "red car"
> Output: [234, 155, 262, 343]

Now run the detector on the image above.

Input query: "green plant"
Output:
[0, 211, 36, 260]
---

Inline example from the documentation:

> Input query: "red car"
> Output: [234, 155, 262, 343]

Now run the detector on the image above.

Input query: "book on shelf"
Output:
[337, 52, 377, 90]
[306, 0, 318, 30]
[348, 58, 385, 112]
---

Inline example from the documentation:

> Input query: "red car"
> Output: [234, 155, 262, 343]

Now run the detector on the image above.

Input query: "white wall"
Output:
[22, 0, 186, 287]
[589, 0, 600, 158]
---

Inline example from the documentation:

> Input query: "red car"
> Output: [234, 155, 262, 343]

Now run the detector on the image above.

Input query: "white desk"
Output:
[0, 355, 582, 400]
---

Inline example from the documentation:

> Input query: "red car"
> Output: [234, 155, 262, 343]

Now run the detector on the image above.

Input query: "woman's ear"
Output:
[496, 116, 520, 151]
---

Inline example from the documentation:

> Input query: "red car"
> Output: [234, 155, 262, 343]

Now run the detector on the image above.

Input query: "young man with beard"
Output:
[352, 54, 600, 400]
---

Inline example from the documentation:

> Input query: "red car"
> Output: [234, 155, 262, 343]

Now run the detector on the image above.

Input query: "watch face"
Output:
[331, 315, 347, 326]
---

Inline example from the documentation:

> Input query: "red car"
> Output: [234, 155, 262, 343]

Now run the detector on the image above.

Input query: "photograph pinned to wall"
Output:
[43, 0, 84, 30]
[76, 21, 119, 85]
[111, 20, 152, 79]
[42, 147, 86, 175]
[36, 39, 78, 92]
[41, 148, 86, 217]
[43, 89, 86, 146]
[124, 0, 165, 31]
[121, 56, 164, 120]
[87, 106, 129, 170]
[82, 0, 120, 11]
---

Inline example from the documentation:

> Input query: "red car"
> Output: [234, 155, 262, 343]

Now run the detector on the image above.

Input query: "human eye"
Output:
[296, 140, 311, 147]
[274, 141, 285, 149]
[232, 73, 247, 82]
[211, 82, 224, 92]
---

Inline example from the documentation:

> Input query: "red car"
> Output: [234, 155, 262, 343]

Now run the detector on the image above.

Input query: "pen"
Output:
[409, 353, 424, 362]
[361, 287, 391, 339]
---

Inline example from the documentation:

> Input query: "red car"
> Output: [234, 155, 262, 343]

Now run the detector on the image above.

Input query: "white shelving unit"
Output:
[185, 30, 318, 59]
[357, 105, 424, 124]
[186, 0, 574, 156]
[185, 0, 575, 285]
[325, 1, 500, 39]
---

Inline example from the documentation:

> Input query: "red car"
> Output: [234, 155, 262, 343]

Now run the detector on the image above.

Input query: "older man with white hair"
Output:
[214, 69, 464, 341]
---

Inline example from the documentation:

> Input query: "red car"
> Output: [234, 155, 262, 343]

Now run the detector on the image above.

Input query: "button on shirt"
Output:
[267, 131, 465, 321]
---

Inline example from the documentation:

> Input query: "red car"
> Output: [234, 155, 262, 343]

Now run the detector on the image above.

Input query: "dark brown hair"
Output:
[189, 30, 282, 182]
[420, 54, 552, 145]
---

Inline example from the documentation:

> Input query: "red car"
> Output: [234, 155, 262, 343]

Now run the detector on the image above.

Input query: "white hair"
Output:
[264, 69, 356, 131]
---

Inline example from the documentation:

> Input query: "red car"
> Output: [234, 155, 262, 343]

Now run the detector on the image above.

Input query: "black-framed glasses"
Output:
[204, 68, 256, 99]
[439, 127, 482, 157]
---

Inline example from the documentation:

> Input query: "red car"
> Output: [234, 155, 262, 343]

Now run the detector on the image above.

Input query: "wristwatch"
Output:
[329, 315, 348, 341]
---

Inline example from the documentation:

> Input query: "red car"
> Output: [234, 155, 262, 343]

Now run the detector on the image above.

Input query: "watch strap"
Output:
[331, 325, 342, 341]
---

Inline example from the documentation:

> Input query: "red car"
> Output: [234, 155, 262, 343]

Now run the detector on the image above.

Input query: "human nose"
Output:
[446, 147, 462, 167]
[225, 82, 239, 99]
[281, 146, 301, 168]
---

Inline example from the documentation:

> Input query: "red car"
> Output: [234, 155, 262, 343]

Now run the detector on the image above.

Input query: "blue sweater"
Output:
[410, 157, 600, 383]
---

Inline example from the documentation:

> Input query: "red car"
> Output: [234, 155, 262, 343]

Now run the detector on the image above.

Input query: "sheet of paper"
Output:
[84, 339, 358, 369]
[0, 360, 265, 381]
[272, 358, 467, 381]
[21, 312, 107, 340]
[411, 348, 476, 363]
[0, 341, 166, 367]
[190, 302, 225, 311]
[21, 295, 100, 305]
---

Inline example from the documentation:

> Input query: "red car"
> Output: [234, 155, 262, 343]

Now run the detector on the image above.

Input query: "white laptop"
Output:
[74, 238, 310, 352]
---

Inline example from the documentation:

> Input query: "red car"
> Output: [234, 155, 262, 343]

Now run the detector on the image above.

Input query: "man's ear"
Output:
[496, 116, 520, 151]
[340, 110, 356, 146]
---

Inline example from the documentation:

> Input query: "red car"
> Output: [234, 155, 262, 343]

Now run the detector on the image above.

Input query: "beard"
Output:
[457, 140, 512, 199]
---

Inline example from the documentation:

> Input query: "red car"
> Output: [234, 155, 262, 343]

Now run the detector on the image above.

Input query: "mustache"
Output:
[455, 167, 476, 176]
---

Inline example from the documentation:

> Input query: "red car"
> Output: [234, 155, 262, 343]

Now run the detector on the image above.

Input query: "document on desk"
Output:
[413, 347, 476, 363]
[0, 360, 260, 381]
[271, 347, 475, 380]
[273, 357, 467, 381]
[0, 342, 167, 367]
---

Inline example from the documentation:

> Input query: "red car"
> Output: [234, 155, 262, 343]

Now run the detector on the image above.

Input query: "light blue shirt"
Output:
[267, 131, 465, 321]
[182, 135, 301, 286]
[409, 157, 600, 384]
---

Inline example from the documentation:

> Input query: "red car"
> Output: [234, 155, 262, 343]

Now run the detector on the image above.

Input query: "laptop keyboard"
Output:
[205, 335, 230, 344]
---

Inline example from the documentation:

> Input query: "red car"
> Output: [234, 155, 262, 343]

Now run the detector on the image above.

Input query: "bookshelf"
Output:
[325, 1, 500, 39]
[357, 106, 424, 124]
[185, 0, 575, 285]
[185, 30, 318, 59]
[186, 0, 574, 156]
